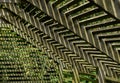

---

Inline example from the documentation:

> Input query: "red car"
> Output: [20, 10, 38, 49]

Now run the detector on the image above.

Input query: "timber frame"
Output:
[0, 0, 120, 83]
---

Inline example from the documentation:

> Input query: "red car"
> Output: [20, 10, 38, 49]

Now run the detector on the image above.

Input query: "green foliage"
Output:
[0, 26, 59, 82]
[80, 72, 97, 83]
[63, 70, 73, 83]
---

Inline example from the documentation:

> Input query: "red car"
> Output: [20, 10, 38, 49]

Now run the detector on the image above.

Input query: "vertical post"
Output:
[58, 61, 63, 83]
[97, 67, 106, 83]
[72, 63, 80, 83]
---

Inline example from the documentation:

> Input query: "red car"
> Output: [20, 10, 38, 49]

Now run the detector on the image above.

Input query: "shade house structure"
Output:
[0, 0, 120, 83]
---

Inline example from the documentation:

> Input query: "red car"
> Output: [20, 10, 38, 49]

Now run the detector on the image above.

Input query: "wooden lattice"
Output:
[0, 0, 120, 83]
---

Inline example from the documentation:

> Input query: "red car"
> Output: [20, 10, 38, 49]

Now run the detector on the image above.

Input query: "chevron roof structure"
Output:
[0, 0, 120, 83]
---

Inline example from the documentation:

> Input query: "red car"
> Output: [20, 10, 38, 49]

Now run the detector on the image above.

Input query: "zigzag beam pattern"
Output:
[0, 0, 120, 83]
[1, 2, 105, 83]
[1, 7, 93, 83]
[25, 0, 120, 63]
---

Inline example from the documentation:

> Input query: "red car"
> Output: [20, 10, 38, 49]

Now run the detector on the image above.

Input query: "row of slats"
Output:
[1, 0, 120, 82]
